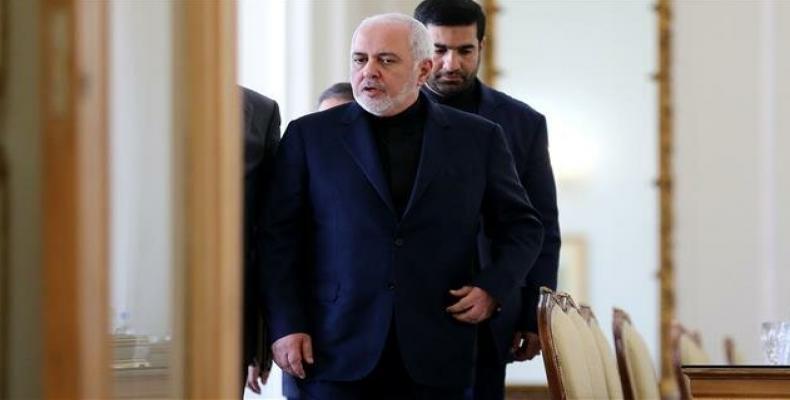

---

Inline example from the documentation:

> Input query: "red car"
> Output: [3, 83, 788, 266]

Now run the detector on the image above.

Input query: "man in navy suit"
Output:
[262, 13, 544, 399]
[414, 1, 561, 399]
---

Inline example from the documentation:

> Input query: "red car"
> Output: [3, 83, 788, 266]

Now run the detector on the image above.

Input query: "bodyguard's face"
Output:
[426, 24, 482, 97]
[350, 23, 428, 117]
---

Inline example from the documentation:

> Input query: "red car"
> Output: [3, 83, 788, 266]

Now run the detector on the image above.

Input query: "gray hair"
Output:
[318, 82, 354, 106]
[351, 13, 433, 64]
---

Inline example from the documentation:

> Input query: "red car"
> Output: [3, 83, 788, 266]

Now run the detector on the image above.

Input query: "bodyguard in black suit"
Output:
[415, 1, 561, 399]
[262, 13, 544, 400]
[241, 86, 281, 395]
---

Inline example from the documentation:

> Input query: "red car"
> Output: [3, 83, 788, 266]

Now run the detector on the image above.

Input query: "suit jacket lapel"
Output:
[340, 103, 397, 214]
[402, 100, 449, 219]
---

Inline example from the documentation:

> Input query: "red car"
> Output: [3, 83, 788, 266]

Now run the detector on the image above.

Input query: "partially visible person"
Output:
[241, 86, 281, 396]
[414, 1, 561, 399]
[262, 13, 544, 400]
[317, 82, 354, 111]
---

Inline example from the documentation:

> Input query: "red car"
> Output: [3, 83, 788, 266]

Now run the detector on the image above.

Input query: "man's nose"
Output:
[361, 60, 381, 78]
[442, 51, 460, 71]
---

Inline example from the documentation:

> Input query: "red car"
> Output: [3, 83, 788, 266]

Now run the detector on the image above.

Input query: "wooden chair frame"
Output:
[537, 287, 568, 399]
[581, 303, 628, 400]
[613, 308, 636, 400]
[671, 321, 705, 400]
[578, 304, 596, 325]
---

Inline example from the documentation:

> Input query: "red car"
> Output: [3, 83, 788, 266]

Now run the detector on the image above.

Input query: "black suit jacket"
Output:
[262, 97, 544, 387]
[241, 87, 281, 370]
[424, 82, 561, 362]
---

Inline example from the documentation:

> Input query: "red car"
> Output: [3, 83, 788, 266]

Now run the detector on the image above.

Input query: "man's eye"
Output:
[352, 57, 366, 64]
[381, 58, 395, 64]
[435, 49, 447, 54]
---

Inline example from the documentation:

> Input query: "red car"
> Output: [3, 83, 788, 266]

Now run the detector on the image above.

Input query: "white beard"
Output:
[356, 93, 395, 116]
[354, 78, 417, 116]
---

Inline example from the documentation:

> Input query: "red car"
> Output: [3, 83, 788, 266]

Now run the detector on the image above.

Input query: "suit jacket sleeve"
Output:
[472, 125, 545, 304]
[519, 114, 561, 332]
[242, 91, 281, 368]
[261, 122, 310, 342]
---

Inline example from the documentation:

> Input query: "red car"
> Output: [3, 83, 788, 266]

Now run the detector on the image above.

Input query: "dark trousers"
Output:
[294, 325, 466, 400]
[467, 325, 506, 400]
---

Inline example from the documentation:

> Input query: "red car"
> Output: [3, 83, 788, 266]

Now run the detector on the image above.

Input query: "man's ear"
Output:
[478, 37, 485, 53]
[416, 59, 433, 85]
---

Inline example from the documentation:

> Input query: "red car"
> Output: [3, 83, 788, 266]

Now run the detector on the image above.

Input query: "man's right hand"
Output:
[245, 362, 269, 394]
[511, 330, 541, 361]
[271, 333, 314, 379]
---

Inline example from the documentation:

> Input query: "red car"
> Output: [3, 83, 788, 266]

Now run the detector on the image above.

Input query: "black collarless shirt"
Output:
[424, 79, 481, 114]
[366, 97, 428, 218]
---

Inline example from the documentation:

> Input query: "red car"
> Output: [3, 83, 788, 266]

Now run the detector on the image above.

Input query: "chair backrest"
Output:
[613, 308, 660, 400]
[672, 322, 710, 399]
[537, 287, 609, 399]
[579, 304, 624, 399]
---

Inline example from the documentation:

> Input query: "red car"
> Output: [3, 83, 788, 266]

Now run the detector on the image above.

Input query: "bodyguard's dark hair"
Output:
[414, 0, 486, 42]
[318, 82, 353, 106]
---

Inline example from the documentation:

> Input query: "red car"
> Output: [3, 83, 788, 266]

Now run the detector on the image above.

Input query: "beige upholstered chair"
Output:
[537, 287, 612, 399]
[579, 305, 624, 399]
[671, 322, 710, 399]
[613, 308, 660, 400]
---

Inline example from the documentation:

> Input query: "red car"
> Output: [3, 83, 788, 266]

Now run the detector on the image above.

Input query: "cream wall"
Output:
[497, 0, 658, 384]
[778, 3, 790, 328]
[109, 0, 174, 338]
[675, 0, 790, 364]
[2, 0, 42, 397]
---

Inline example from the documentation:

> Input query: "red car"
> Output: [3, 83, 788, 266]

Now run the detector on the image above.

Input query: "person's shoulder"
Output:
[293, 101, 354, 126]
[241, 86, 277, 112]
[285, 101, 355, 140]
[482, 85, 545, 121]
[434, 102, 498, 130]
[431, 103, 504, 150]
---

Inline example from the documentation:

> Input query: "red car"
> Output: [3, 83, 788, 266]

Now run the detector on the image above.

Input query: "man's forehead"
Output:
[427, 24, 478, 42]
[352, 23, 411, 54]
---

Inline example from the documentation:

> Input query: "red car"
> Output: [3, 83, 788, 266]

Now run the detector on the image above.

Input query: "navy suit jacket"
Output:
[430, 82, 561, 363]
[261, 98, 544, 387]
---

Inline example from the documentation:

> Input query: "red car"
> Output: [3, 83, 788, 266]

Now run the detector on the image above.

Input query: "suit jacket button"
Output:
[387, 282, 396, 290]
[394, 237, 404, 247]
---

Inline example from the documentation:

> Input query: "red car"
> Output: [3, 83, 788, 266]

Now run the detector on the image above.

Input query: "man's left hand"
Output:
[511, 330, 541, 361]
[446, 286, 497, 324]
